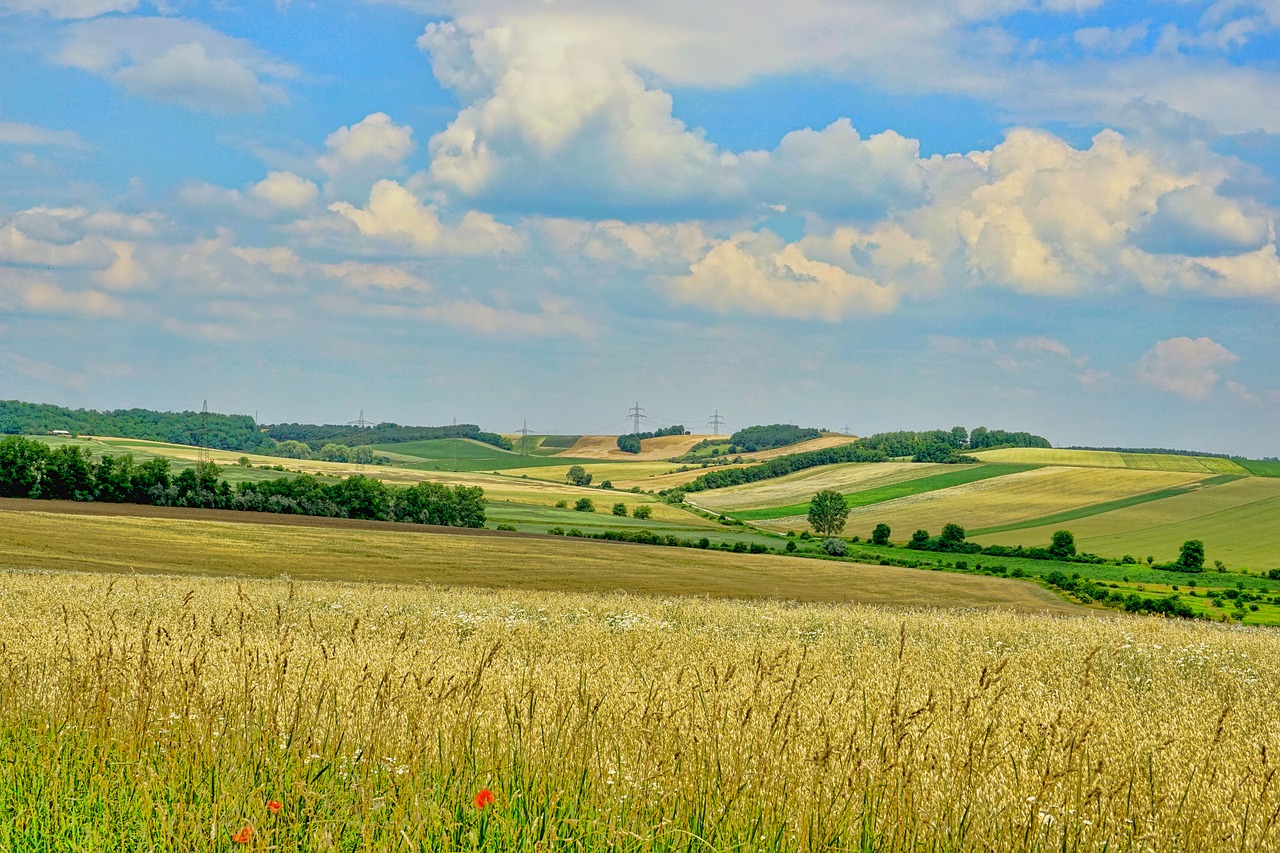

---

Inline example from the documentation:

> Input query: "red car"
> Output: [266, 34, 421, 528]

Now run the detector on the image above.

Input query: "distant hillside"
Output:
[0, 400, 271, 452]
[266, 422, 511, 452]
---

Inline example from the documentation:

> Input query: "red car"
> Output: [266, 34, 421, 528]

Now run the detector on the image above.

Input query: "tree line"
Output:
[0, 436, 485, 527]
[671, 426, 1052, 495]
[727, 424, 823, 452]
[616, 425, 688, 453]
[1, 399, 273, 452]
[266, 422, 511, 452]
[0, 399, 512, 457]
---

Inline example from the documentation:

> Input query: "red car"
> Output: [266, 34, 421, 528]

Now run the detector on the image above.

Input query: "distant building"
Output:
[50, 430, 72, 436]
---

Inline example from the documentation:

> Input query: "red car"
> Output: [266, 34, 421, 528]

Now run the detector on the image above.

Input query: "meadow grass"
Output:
[1, 570, 1278, 851]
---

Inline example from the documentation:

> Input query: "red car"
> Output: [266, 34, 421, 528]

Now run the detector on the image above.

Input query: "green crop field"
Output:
[974, 447, 1251, 474]
[722, 464, 1039, 521]
[974, 476, 1280, 569]
[1238, 458, 1280, 477]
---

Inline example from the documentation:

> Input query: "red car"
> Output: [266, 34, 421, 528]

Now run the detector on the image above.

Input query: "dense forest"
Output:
[0, 400, 511, 456]
[728, 424, 823, 452]
[672, 426, 1051, 494]
[0, 436, 485, 527]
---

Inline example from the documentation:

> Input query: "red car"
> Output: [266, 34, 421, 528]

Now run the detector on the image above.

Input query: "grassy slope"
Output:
[754, 467, 1212, 537]
[692, 461, 945, 512]
[974, 447, 1250, 475]
[367, 438, 598, 472]
[969, 474, 1243, 535]
[973, 476, 1280, 569]
[727, 464, 1038, 521]
[0, 506, 1078, 612]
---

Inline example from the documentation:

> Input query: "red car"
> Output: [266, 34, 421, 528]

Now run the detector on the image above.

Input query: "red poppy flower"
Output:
[231, 825, 254, 843]
[473, 788, 495, 809]
[267, 800, 282, 814]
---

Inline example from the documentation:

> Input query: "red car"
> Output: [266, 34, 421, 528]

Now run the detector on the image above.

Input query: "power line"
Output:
[628, 401, 646, 436]
[708, 410, 725, 436]
[347, 410, 373, 429]
[197, 399, 211, 465]
[518, 419, 532, 456]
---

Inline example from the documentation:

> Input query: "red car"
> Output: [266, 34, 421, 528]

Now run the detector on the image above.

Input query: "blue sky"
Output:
[1, 0, 1278, 455]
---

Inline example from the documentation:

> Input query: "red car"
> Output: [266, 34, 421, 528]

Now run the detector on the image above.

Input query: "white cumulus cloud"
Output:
[55, 17, 295, 112]
[251, 171, 319, 210]
[668, 230, 897, 320]
[327, 179, 521, 256]
[1136, 336, 1239, 401]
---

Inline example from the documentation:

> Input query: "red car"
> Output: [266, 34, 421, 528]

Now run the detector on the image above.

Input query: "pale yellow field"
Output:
[692, 461, 944, 512]
[757, 466, 1208, 536]
[492, 460, 680, 484]
[563, 433, 714, 460]
[3, 570, 1279, 850]
[974, 447, 1250, 475]
[975, 476, 1280, 568]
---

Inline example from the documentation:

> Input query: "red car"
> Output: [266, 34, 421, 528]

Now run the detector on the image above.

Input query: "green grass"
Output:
[1238, 459, 1280, 477]
[968, 474, 1245, 536]
[728, 464, 1039, 521]
[535, 434, 581, 449]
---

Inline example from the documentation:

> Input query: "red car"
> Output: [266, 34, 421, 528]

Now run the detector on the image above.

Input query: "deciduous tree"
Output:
[807, 489, 850, 536]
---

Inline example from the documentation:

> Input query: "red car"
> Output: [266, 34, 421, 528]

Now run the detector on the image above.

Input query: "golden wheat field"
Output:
[3, 568, 1280, 851]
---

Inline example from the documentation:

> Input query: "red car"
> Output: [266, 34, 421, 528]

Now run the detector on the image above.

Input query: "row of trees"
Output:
[675, 426, 1052, 495]
[0, 399, 512, 457]
[0, 436, 485, 527]
[266, 422, 511, 451]
[616, 425, 688, 454]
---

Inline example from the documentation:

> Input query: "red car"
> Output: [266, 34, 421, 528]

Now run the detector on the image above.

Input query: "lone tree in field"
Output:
[566, 465, 592, 486]
[1050, 530, 1076, 559]
[808, 490, 850, 536]
[1177, 539, 1206, 572]
[871, 523, 892, 546]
